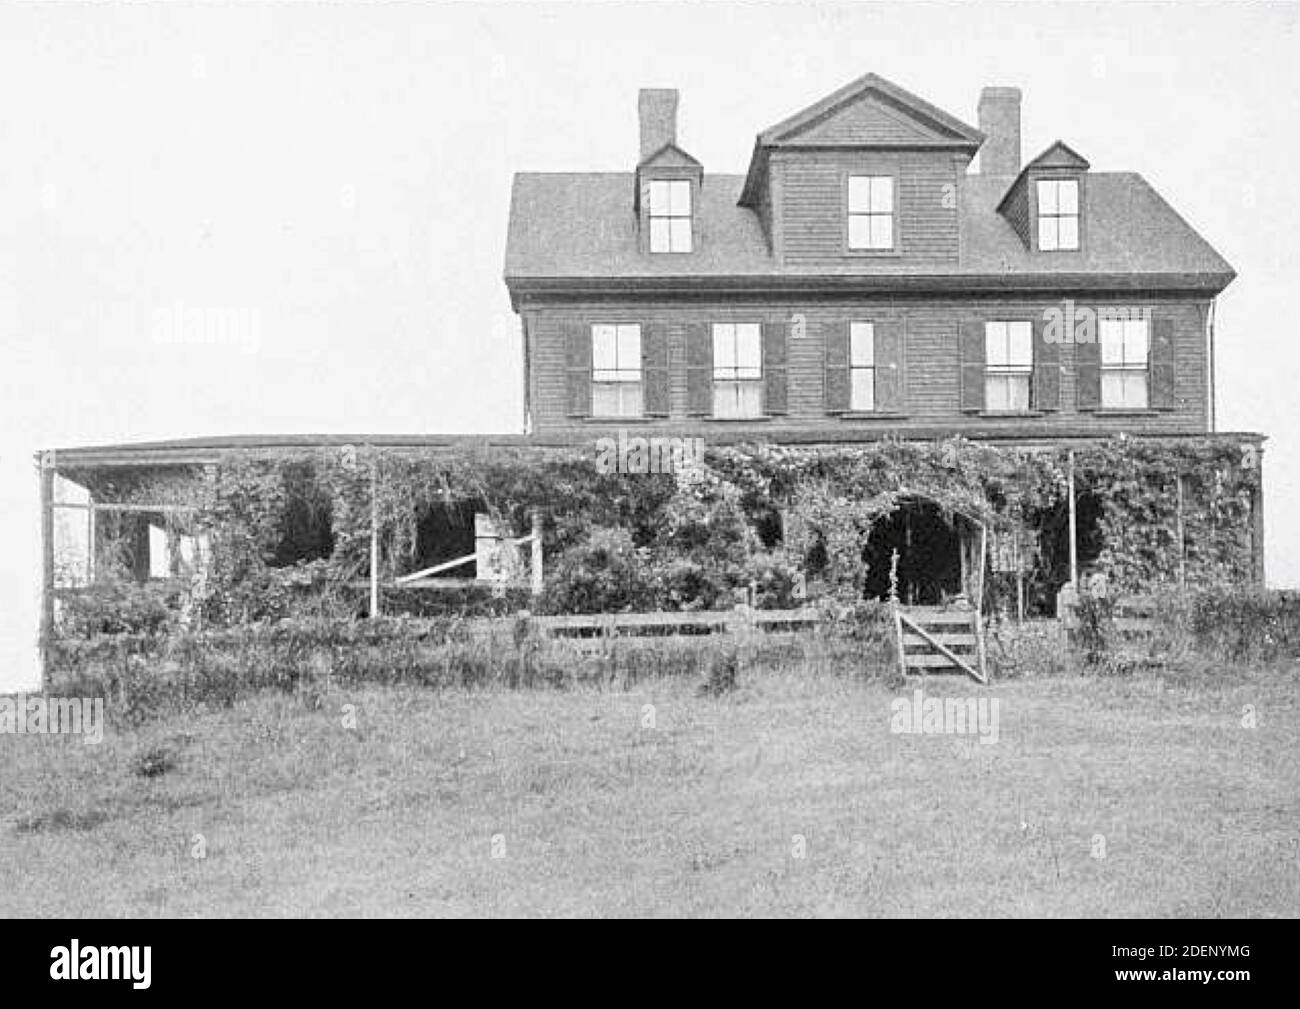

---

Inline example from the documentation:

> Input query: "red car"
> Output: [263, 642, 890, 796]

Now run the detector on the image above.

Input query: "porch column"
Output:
[39, 451, 55, 691]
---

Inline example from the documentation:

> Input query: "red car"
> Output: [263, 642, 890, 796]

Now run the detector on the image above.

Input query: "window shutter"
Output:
[1150, 315, 1176, 409]
[824, 320, 850, 413]
[565, 321, 591, 417]
[875, 320, 904, 413]
[1076, 334, 1101, 410]
[685, 323, 713, 416]
[959, 321, 985, 412]
[1032, 317, 1061, 411]
[643, 323, 670, 417]
[763, 321, 788, 415]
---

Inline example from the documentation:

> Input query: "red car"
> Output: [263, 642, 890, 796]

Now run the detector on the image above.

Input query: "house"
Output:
[502, 72, 1265, 605]
[35, 73, 1265, 675]
[505, 73, 1234, 440]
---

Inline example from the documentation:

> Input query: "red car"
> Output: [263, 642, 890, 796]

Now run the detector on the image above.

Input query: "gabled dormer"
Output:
[997, 141, 1091, 253]
[634, 89, 703, 254]
[736, 73, 984, 265]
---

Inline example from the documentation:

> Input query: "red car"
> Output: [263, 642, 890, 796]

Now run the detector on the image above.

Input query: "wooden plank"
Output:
[904, 653, 975, 669]
[84, 503, 201, 513]
[898, 605, 976, 621]
[899, 611, 984, 683]
[902, 631, 977, 646]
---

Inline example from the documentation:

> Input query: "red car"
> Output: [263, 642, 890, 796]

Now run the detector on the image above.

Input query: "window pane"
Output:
[848, 176, 871, 213]
[621, 383, 644, 417]
[1038, 217, 1058, 251]
[848, 214, 871, 249]
[669, 217, 692, 252]
[592, 325, 617, 370]
[870, 215, 893, 249]
[1008, 321, 1032, 366]
[736, 324, 762, 371]
[738, 380, 763, 417]
[1008, 374, 1030, 412]
[649, 218, 671, 252]
[851, 368, 875, 411]
[1101, 371, 1123, 408]
[870, 176, 893, 211]
[648, 180, 668, 214]
[592, 384, 619, 417]
[617, 325, 640, 369]
[986, 375, 1008, 412]
[985, 322, 1007, 367]
[669, 180, 691, 215]
[1100, 319, 1125, 364]
[850, 322, 874, 366]
[1057, 180, 1078, 214]
[1037, 179, 1058, 214]
[713, 324, 735, 369]
[1125, 372, 1148, 409]
[1057, 217, 1079, 250]
[1123, 319, 1148, 364]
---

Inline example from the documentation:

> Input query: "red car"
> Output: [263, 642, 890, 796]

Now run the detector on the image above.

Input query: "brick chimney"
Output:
[978, 86, 1022, 176]
[638, 89, 678, 163]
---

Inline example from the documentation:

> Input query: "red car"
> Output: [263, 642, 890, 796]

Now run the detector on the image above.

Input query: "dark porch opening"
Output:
[862, 499, 963, 605]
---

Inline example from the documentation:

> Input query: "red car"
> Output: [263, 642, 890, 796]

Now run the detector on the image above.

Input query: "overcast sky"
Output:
[2, 1, 1297, 691]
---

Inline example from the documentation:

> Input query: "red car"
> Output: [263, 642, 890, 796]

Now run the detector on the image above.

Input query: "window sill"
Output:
[977, 410, 1046, 418]
[1087, 408, 1164, 417]
[844, 249, 903, 258]
[702, 415, 775, 423]
[582, 416, 662, 424]
[834, 411, 909, 420]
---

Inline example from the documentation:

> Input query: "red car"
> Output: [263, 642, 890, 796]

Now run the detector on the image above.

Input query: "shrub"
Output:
[1188, 587, 1300, 662]
[58, 574, 183, 638]
[538, 528, 658, 614]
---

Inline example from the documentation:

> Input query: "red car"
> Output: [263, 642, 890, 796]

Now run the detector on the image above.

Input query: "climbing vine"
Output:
[68, 435, 1262, 628]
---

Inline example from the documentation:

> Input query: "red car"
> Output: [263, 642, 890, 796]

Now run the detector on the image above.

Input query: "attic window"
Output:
[648, 179, 692, 253]
[847, 175, 894, 250]
[1037, 179, 1079, 251]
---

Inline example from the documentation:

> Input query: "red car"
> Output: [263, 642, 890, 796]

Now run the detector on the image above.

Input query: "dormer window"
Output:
[1036, 179, 1079, 251]
[648, 179, 692, 253]
[847, 175, 894, 251]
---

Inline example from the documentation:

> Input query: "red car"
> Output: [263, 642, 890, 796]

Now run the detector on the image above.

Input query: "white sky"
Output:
[3, 1, 1298, 691]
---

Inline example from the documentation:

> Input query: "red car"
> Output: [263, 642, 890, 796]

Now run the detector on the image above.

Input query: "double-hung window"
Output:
[1037, 179, 1079, 251]
[850, 322, 876, 411]
[591, 324, 643, 417]
[985, 321, 1033, 412]
[847, 175, 894, 251]
[648, 179, 692, 253]
[1100, 317, 1149, 409]
[712, 322, 762, 418]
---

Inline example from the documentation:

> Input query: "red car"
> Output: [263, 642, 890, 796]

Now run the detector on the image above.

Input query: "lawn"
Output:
[2, 662, 1297, 917]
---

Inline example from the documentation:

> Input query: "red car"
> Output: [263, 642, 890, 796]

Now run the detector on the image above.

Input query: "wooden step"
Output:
[903, 653, 979, 669]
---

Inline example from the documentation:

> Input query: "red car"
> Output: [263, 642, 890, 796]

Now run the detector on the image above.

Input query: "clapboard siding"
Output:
[525, 298, 1209, 437]
[773, 149, 961, 265]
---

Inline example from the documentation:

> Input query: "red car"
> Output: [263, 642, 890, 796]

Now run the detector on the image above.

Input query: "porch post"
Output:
[369, 451, 381, 618]
[530, 509, 544, 597]
[1067, 450, 1079, 588]
[39, 451, 55, 692]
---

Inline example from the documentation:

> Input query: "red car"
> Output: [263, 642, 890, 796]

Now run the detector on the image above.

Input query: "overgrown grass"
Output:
[2, 660, 1295, 917]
